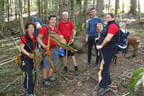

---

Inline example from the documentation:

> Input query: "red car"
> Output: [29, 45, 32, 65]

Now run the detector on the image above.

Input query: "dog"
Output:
[126, 36, 141, 57]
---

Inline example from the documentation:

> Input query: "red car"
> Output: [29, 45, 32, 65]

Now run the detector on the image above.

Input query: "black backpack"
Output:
[117, 29, 129, 52]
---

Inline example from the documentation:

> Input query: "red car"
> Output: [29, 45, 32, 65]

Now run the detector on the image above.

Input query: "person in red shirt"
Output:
[58, 12, 79, 76]
[96, 13, 119, 96]
[20, 23, 36, 96]
[37, 15, 62, 87]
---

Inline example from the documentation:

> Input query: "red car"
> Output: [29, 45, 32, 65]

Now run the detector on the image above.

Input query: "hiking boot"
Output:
[24, 88, 28, 94]
[45, 77, 57, 82]
[42, 80, 51, 88]
[27, 94, 36, 96]
[74, 66, 79, 76]
[97, 87, 110, 96]
[75, 69, 79, 76]
[85, 62, 90, 67]
[62, 66, 68, 74]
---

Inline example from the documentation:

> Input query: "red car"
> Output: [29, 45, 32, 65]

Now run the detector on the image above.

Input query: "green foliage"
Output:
[129, 68, 144, 92]
[129, 74, 142, 92]
[133, 68, 144, 77]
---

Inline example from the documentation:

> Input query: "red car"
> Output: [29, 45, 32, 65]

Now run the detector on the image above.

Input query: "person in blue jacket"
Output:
[85, 8, 104, 67]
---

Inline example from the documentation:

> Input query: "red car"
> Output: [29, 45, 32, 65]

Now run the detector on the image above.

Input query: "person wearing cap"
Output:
[58, 11, 79, 76]
[37, 15, 62, 87]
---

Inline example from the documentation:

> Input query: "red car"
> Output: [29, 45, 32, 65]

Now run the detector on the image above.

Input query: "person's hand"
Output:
[96, 45, 103, 50]
[28, 53, 35, 59]
[69, 39, 74, 45]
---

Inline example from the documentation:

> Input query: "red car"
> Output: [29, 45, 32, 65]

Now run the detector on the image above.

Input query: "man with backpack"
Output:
[96, 13, 121, 96]
[37, 15, 62, 87]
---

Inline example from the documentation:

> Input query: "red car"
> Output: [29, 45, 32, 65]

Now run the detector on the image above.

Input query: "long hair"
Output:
[96, 23, 103, 33]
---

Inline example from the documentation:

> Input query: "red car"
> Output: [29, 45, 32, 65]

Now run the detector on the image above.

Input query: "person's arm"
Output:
[37, 27, 47, 48]
[20, 44, 34, 58]
[86, 21, 90, 42]
[96, 24, 118, 50]
[37, 34, 47, 48]
[20, 36, 34, 58]
[96, 34, 114, 49]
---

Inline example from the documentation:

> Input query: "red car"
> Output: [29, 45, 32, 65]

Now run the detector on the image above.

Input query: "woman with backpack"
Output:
[96, 13, 120, 96]
[20, 22, 37, 96]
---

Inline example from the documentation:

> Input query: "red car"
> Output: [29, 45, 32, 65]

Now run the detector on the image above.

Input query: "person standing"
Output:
[86, 8, 104, 67]
[20, 23, 36, 96]
[37, 15, 62, 87]
[58, 12, 79, 76]
[96, 13, 119, 96]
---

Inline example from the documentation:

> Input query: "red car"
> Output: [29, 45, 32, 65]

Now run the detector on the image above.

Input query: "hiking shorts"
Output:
[43, 48, 59, 69]
[64, 43, 75, 56]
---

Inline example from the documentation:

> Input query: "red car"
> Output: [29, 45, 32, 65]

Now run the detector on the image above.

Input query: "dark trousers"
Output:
[88, 36, 98, 64]
[99, 47, 117, 88]
[23, 58, 34, 94]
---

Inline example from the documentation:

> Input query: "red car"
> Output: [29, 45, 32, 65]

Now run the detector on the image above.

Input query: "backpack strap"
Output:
[42, 24, 49, 42]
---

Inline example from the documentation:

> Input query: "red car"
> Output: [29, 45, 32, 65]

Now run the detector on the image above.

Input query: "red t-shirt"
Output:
[108, 24, 118, 35]
[38, 25, 61, 49]
[20, 32, 35, 51]
[58, 20, 75, 41]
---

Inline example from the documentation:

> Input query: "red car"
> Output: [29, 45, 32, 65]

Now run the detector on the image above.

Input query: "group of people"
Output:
[19, 7, 120, 96]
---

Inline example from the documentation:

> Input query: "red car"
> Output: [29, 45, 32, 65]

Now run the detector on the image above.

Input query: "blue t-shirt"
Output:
[86, 17, 104, 37]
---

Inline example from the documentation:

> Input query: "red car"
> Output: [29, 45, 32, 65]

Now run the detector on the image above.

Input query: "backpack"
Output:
[117, 29, 129, 52]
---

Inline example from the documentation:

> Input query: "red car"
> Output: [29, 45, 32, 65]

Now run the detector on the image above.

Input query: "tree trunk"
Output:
[115, 0, 119, 16]
[138, 0, 141, 22]
[122, 0, 125, 13]
[129, 0, 137, 15]
[7, 0, 10, 22]
[83, 0, 88, 31]
[28, 0, 30, 17]
[44, 0, 48, 24]
[96, 0, 104, 17]
[108, 0, 111, 13]
[0, 0, 5, 33]
[18, 0, 25, 34]
[15, 0, 18, 20]
[37, 0, 41, 17]
[93, 0, 96, 8]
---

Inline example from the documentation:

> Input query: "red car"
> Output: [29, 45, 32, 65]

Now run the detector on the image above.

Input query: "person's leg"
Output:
[94, 39, 99, 66]
[42, 68, 48, 79]
[72, 56, 77, 66]
[72, 55, 79, 76]
[23, 60, 34, 94]
[88, 37, 93, 64]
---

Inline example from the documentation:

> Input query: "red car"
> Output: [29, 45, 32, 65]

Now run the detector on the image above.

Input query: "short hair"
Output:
[90, 8, 96, 11]
[107, 13, 114, 18]
[25, 22, 36, 29]
[48, 14, 57, 20]
[62, 11, 68, 16]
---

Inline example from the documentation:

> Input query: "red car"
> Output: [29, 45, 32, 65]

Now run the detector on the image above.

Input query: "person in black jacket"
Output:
[96, 13, 119, 96]
[20, 22, 37, 96]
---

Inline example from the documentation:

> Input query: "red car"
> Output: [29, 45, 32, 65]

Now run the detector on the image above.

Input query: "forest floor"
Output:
[0, 20, 144, 96]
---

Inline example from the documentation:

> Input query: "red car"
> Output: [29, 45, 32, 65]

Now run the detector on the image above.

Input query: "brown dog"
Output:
[126, 37, 141, 57]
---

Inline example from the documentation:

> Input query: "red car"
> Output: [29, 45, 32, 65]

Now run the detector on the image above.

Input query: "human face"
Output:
[90, 9, 96, 18]
[27, 24, 35, 34]
[62, 14, 68, 21]
[97, 24, 102, 31]
[105, 14, 114, 24]
[49, 17, 56, 27]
